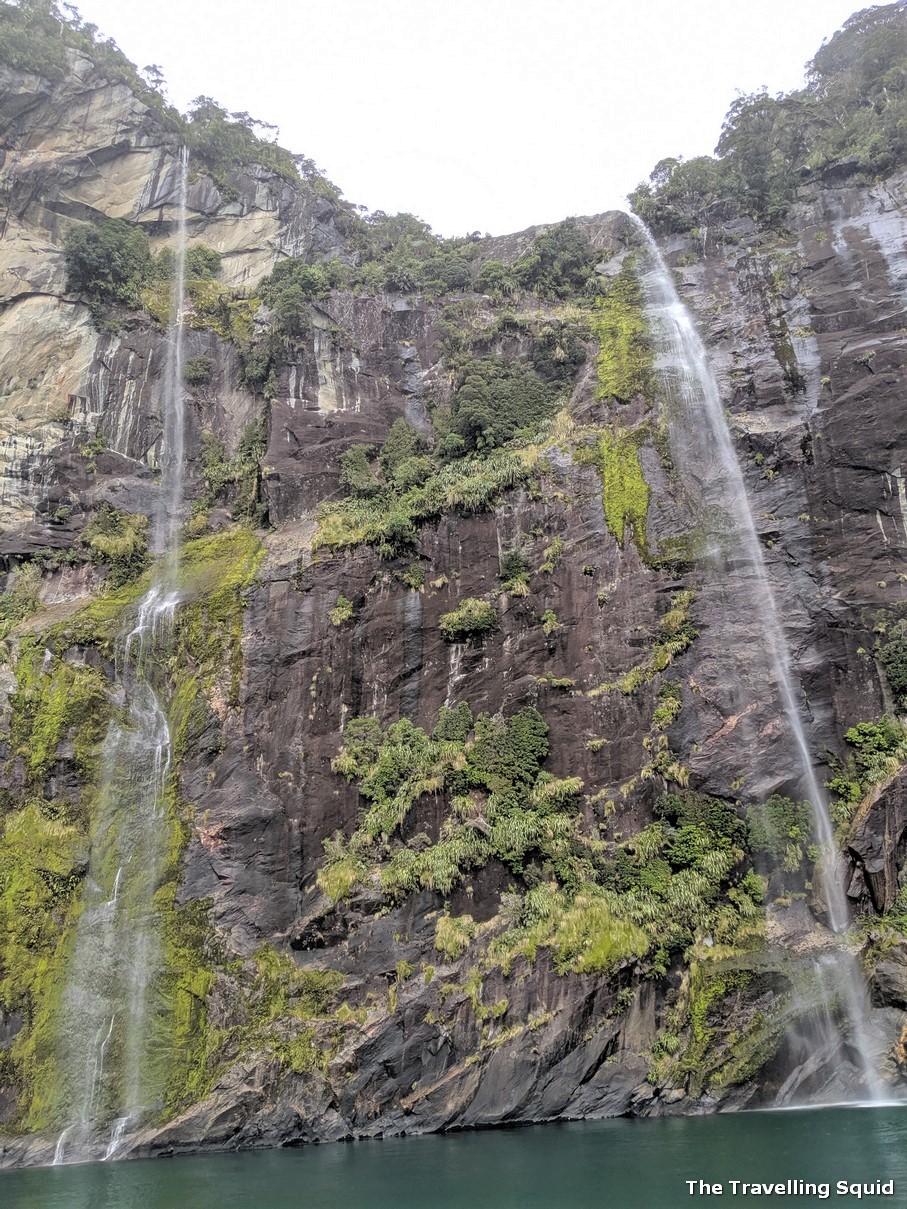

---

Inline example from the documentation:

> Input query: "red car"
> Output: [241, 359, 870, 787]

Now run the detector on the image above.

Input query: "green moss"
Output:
[0, 802, 86, 1131]
[0, 565, 41, 640]
[591, 260, 655, 403]
[175, 527, 264, 707]
[1, 528, 264, 1132]
[575, 428, 650, 554]
[154, 895, 219, 1116]
[9, 639, 111, 784]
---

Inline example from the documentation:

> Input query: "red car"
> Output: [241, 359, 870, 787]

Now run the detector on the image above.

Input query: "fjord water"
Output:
[629, 217, 885, 1100]
[52, 149, 190, 1164]
[5, 1107, 907, 1209]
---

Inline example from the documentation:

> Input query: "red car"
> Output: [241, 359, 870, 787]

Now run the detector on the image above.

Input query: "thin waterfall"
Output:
[52, 148, 189, 1164]
[627, 215, 887, 1103]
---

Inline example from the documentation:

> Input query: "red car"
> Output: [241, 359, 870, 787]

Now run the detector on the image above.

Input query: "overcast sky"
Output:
[73, 0, 860, 236]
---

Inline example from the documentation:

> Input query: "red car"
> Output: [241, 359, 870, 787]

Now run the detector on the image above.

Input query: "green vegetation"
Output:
[446, 359, 561, 452]
[592, 259, 655, 402]
[0, 803, 85, 1127]
[321, 704, 760, 990]
[80, 503, 150, 588]
[0, 564, 41, 640]
[588, 591, 697, 699]
[65, 218, 153, 315]
[10, 639, 110, 785]
[652, 681, 683, 730]
[500, 548, 531, 595]
[184, 355, 215, 387]
[575, 427, 650, 553]
[540, 609, 559, 636]
[328, 594, 354, 627]
[827, 716, 907, 824]
[173, 527, 264, 711]
[435, 913, 476, 960]
[630, 4, 907, 228]
[879, 620, 907, 710]
[315, 446, 537, 558]
[745, 795, 813, 873]
[200, 420, 268, 525]
[322, 705, 564, 900]
[439, 598, 497, 641]
[509, 219, 599, 300]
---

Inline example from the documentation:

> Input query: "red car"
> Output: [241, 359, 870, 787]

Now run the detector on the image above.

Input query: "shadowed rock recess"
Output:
[1, 2, 907, 1168]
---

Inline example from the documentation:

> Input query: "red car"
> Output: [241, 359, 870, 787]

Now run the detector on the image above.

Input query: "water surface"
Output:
[3, 1106, 907, 1208]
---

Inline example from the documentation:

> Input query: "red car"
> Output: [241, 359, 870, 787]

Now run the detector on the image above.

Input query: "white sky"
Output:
[73, 0, 860, 236]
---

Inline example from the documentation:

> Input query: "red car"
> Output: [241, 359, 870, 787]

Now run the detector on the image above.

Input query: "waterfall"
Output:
[52, 148, 190, 1164]
[627, 215, 887, 1103]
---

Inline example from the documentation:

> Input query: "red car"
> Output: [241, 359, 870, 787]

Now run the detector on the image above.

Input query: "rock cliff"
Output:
[0, 22, 906, 1167]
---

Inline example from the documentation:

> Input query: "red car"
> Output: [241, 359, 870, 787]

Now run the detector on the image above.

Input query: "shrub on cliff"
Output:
[449, 360, 558, 452]
[80, 503, 150, 588]
[438, 597, 496, 640]
[511, 219, 598, 299]
[184, 356, 214, 387]
[64, 218, 153, 314]
[879, 620, 907, 710]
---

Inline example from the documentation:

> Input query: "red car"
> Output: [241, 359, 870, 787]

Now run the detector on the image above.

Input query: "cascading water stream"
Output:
[627, 214, 887, 1103]
[52, 148, 189, 1164]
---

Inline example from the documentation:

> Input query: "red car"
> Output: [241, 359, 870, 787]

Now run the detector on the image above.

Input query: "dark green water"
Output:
[2, 1107, 906, 1209]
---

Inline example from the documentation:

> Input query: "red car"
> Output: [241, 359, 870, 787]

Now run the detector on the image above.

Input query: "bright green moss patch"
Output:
[0, 528, 264, 1133]
[0, 803, 85, 1130]
[575, 428, 650, 554]
[175, 526, 264, 707]
[0, 565, 41, 641]
[9, 639, 111, 784]
[153, 893, 219, 1116]
[592, 260, 654, 403]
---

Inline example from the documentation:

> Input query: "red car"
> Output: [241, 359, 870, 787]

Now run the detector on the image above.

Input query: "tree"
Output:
[64, 218, 152, 311]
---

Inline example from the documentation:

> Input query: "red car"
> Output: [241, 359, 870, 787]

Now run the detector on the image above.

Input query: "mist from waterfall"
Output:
[53, 148, 190, 1165]
[627, 214, 887, 1104]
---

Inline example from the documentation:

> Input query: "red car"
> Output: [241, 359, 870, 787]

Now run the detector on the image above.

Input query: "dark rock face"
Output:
[849, 767, 907, 914]
[1, 53, 907, 1167]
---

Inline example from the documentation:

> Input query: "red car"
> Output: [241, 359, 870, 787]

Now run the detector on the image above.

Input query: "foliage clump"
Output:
[439, 597, 496, 640]
[322, 707, 761, 985]
[65, 218, 153, 315]
[315, 446, 535, 558]
[201, 421, 268, 525]
[878, 620, 907, 710]
[447, 360, 560, 452]
[80, 503, 150, 588]
[630, 4, 907, 227]
[745, 795, 813, 872]
[827, 715, 907, 821]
